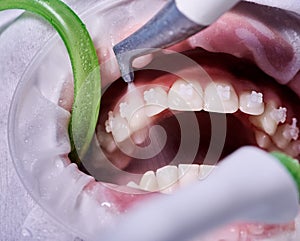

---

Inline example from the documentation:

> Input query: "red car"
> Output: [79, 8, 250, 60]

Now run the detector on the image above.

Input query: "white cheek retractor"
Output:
[94, 146, 299, 241]
[113, 0, 241, 83]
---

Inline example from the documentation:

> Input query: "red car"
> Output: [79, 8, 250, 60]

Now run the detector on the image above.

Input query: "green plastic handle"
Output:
[0, 0, 101, 161]
[271, 152, 300, 201]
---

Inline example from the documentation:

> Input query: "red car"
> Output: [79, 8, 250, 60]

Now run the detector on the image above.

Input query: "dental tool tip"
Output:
[122, 72, 134, 83]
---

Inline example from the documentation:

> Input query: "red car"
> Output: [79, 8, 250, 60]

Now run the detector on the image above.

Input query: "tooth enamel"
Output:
[270, 107, 287, 124]
[178, 164, 200, 188]
[272, 118, 299, 149]
[249, 102, 284, 135]
[143, 87, 168, 116]
[255, 130, 272, 149]
[139, 170, 159, 192]
[105, 111, 130, 142]
[168, 79, 203, 111]
[285, 141, 300, 157]
[119, 91, 149, 132]
[199, 165, 216, 179]
[126, 181, 141, 190]
[97, 129, 118, 153]
[105, 111, 114, 133]
[283, 118, 299, 141]
[204, 82, 238, 113]
[156, 165, 178, 194]
[239, 91, 264, 115]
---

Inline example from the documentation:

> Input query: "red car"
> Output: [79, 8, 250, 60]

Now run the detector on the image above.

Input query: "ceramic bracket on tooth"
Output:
[249, 91, 263, 106]
[143, 87, 168, 117]
[168, 79, 203, 111]
[283, 118, 299, 141]
[270, 107, 287, 124]
[204, 82, 238, 113]
[217, 85, 231, 101]
[105, 111, 114, 133]
[104, 111, 130, 142]
[249, 102, 284, 136]
[119, 102, 130, 119]
[240, 90, 264, 115]
[118, 95, 149, 132]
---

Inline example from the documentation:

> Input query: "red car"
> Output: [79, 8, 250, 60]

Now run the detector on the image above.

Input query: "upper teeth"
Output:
[104, 79, 300, 158]
[249, 102, 285, 136]
[168, 79, 204, 111]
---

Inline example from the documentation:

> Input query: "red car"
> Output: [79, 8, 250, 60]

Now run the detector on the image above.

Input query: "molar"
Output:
[156, 165, 179, 194]
[168, 79, 203, 111]
[239, 90, 264, 115]
[105, 111, 130, 142]
[204, 82, 238, 113]
[250, 102, 286, 135]
[143, 87, 168, 117]
[139, 170, 159, 192]
[178, 164, 200, 188]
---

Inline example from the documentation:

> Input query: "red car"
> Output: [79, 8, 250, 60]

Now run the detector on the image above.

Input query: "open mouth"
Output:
[60, 1, 300, 240]
[9, 0, 300, 240]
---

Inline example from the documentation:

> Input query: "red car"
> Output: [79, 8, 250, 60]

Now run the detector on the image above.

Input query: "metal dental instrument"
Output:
[113, 0, 241, 83]
[94, 147, 299, 241]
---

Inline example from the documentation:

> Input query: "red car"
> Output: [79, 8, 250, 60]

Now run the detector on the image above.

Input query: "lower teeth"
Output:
[126, 164, 217, 194]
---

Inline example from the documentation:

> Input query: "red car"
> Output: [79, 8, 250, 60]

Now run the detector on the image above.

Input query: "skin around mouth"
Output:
[20, 0, 300, 240]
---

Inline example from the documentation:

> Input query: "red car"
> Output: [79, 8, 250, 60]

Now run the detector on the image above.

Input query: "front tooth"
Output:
[199, 165, 216, 179]
[272, 118, 299, 149]
[239, 90, 264, 115]
[204, 82, 238, 113]
[105, 111, 130, 142]
[178, 164, 199, 188]
[254, 130, 271, 149]
[139, 171, 159, 192]
[168, 79, 203, 111]
[250, 102, 286, 135]
[156, 165, 178, 194]
[119, 90, 149, 132]
[143, 87, 168, 117]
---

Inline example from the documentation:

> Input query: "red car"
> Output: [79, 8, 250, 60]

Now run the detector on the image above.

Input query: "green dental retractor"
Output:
[0, 0, 101, 161]
[272, 152, 300, 200]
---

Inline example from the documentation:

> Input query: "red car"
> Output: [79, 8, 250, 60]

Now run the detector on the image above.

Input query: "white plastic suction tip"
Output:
[176, 0, 241, 26]
[94, 146, 299, 241]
